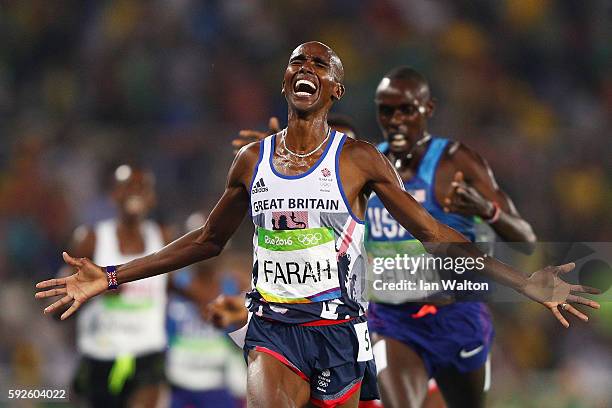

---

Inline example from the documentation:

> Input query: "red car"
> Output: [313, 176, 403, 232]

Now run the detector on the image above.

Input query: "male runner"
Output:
[62, 164, 172, 408]
[365, 67, 536, 408]
[36, 42, 599, 408]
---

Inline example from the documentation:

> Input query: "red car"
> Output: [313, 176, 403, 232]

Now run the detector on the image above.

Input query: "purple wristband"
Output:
[105, 265, 118, 290]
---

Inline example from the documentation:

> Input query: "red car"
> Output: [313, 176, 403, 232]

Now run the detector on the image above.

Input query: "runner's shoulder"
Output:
[444, 140, 490, 175]
[341, 138, 397, 182]
[235, 140, 263, 163]
[341, 137, 387, 164]
[232, 140, 263, 182]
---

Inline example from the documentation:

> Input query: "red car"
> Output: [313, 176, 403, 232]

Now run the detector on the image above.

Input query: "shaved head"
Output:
[384, 66, 427, 84]
[375, 66, 436, 152]
[291, 41, 344, 83]
[380, 66, 431, 101]
[110, 161, 154, 188]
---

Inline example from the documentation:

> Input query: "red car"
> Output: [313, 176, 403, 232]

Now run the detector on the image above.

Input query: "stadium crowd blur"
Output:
[1, 1, 610, 407]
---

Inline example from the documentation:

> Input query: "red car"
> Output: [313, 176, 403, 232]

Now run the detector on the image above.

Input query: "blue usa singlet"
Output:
[367, 138, 494, 379]
[366, 137, 477, 303]
[368, 137, 475, 242]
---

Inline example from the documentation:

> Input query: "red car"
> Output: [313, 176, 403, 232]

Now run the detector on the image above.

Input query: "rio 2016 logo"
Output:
[264, 236, 293, 246]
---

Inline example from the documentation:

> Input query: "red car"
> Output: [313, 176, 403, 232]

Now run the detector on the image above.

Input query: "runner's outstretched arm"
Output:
[35, 143, 260, 320]
[349, 140, 600, 327]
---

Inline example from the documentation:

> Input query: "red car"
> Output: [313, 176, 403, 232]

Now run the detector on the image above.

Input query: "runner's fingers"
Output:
[208, 309, 226, 328]
[200, 304, 213, 321]
[459, 185, 482, 203]
[36, 278, 65, 289]
[238, 130, 266, 139]
[567, 294, 600, 309]
[232, 139, 249, 147]
[453, 181, 464, 192]
[455, 192, 473, 206]
[234, 135, 258, 143]
[444, 191, 473, 212]
[453, 187, 467, 196]
[564, 304, 589, 322]
[464, 185, 481, 199]
[44, 295, 72, 314]
[444, 193, 462, 206]
[448, 193, 470, 210]
[62, 251, 82, 267]
[268, 116, 280, 133]
[234, 135, 260, 144]
[570, 284, 601, 295]
[204, 302, 220, 319]
[550, 306, 569, 328]
[554, 262, 575, 275]
[61, 299, 82, 320]
[35, 287, 67, 299]
[444, 176, 461, 204]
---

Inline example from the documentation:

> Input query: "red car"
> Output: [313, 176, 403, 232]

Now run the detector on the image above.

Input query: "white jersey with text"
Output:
[77, 219, 167, 360]
[246, 131, 367, 324]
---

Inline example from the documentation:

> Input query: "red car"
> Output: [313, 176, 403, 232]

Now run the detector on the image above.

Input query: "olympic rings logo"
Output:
[297, 232, 323, 245]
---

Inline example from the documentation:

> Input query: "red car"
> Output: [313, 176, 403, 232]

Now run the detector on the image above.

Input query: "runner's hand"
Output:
[35, 252, 108, 320]
[443, 171, 492, 218]
[520, 262, 600, 328]
[205, 294, 248, 328]
[232, 117, 280, 154]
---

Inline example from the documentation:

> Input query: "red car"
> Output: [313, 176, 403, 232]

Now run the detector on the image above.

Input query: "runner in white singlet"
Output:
[64, 164, 172, 408]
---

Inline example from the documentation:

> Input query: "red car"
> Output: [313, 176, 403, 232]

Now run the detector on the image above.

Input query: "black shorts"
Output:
[72, 350, 166, 408]
[244, 315, 379, 407]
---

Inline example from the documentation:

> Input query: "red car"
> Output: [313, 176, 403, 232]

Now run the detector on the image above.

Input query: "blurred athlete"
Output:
[62, 164, 172, 408]
[166, 213, 247, 408]
[36, 42, 599, 408]
[365, 67, 537, 408]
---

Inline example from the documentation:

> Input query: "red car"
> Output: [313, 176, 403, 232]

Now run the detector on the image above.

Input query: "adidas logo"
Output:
[252, 178, 269, 194]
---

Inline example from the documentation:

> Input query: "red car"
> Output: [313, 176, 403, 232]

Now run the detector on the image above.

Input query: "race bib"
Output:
[354, 322, 374, 362]
[256, 227, 340, 303]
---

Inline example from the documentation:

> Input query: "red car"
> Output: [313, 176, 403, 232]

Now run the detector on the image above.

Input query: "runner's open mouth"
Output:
[294, 79, 317, 97]
[390, 133, 407, 147]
